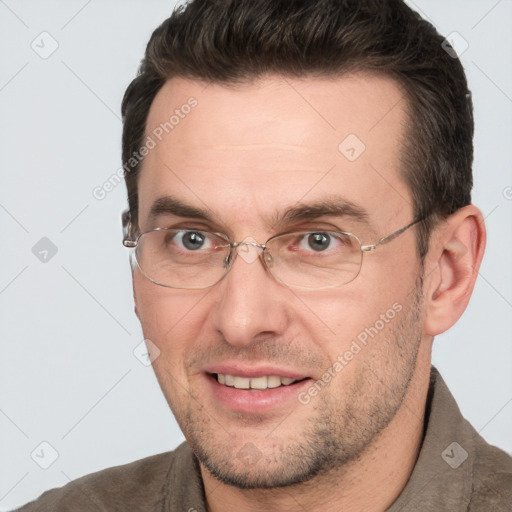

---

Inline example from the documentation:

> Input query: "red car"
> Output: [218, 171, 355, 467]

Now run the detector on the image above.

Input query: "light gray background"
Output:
[1, 0, 511, 509]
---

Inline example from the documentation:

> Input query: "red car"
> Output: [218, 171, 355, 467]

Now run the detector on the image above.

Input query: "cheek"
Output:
[303, 275, 417, 358]
[134, 277, 210, 409]
[300, 289, 389, 340]
[133, 273, 207, 354]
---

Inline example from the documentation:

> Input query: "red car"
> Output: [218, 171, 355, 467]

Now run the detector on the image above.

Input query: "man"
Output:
[16, 0, 512, 510]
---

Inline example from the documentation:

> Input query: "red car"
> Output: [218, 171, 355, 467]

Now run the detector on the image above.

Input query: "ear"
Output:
[423, 205, 486, 336]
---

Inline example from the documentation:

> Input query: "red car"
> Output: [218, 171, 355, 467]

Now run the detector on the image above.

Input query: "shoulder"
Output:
[468, 431, 512, 511]
[13, 445, 186, 512]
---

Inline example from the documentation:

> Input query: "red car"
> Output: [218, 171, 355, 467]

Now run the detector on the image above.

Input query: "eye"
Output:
[171, 230, 212, 251]
[306, 233, 330, 251]
[292, 231, 357, 255]
[298, 232, 337, 252]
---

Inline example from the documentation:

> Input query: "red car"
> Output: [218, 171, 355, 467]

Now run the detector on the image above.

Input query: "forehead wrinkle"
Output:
[185, 143, 321, 153]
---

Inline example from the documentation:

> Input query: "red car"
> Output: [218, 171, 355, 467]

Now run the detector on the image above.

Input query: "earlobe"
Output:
[423, 205, 486, 336]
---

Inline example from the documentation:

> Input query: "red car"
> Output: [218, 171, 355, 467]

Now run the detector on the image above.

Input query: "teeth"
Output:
[250, 376, 267, 389]
[216, 374, 299, 389]
[234, 377, 250, 389]
[267, 376, 282, 388]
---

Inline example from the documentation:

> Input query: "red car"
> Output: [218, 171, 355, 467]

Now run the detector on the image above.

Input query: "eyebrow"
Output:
[148, 194, 369, 229]
[274, 197, 369, 227]
[149, 196, 213, 222]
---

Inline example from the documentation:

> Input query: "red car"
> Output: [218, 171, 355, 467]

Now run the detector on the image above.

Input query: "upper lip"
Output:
[203, 362, 308, 380]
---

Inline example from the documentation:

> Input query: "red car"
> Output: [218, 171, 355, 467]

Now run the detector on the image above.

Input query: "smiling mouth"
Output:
[213, 373, 307, 390]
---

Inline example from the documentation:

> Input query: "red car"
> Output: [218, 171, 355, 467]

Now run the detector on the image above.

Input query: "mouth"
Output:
[203, 367, 312, 414]
[213, 373, 305, 390]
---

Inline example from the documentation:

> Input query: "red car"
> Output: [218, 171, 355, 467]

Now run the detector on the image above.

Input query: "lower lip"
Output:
[205, 373, 311, 414]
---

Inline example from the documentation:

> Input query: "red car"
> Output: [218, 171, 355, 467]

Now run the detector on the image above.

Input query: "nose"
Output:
[209, 243, 289, 347]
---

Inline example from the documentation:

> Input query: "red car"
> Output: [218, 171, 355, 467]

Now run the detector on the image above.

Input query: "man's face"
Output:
[133, 74, 425, 488]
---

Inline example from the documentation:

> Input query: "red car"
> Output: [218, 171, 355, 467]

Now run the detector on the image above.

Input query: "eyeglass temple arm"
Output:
[360, 218, 424, 253]
[122, 210, 138, 247]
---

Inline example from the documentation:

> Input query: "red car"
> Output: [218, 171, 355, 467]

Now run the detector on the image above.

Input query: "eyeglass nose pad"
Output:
[223, 251, 233, 270]
[234, 238, 262, 265]
[263, 250, 274, 267]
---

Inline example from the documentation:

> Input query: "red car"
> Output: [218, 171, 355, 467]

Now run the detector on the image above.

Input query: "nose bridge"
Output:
[228, 237, 267, 268]
[232, 240, 265, 249]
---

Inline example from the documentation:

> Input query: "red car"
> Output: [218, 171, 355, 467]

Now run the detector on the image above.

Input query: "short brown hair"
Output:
[122, 0, 473, 258]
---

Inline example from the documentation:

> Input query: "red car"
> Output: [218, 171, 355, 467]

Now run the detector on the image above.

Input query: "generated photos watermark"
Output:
[298, 302, 403, 405]
[92, 97, 198, 200]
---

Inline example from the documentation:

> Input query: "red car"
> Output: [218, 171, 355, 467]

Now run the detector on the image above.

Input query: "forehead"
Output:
[138, 74, 411, 233]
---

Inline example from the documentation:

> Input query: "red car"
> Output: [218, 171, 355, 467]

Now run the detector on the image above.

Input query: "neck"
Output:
[201, 360, 432, 512]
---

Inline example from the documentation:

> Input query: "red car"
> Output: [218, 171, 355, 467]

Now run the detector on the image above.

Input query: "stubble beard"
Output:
[178, 285, 424, 490]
